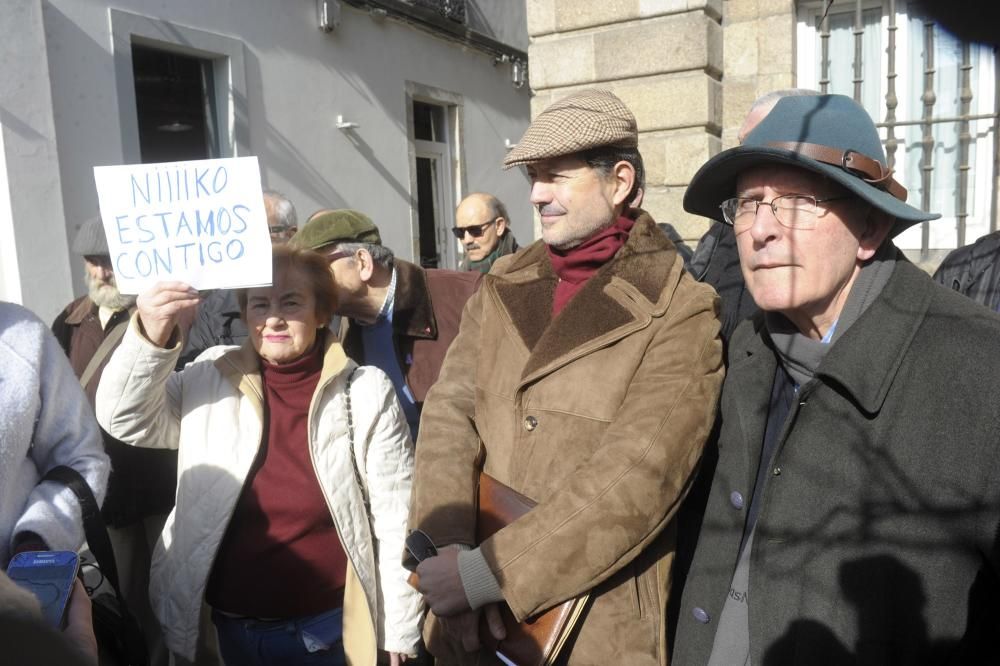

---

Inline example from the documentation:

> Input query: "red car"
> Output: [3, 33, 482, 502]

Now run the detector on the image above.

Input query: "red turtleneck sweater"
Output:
[547, 215, 635, 315]
[206, 340, 348, 617]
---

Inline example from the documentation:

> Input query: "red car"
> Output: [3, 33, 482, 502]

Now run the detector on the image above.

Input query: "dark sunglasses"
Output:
[451, 218, 497, 240]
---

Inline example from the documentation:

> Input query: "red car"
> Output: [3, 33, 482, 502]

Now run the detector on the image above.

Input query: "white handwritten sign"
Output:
[93, 157, 272, 294]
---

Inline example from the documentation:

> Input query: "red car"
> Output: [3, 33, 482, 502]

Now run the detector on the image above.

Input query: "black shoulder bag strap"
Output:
[42, 465, 148, 665]
[42, 466, 123, 595]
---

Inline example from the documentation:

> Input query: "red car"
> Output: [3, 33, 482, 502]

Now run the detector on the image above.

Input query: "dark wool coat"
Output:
[672, 258, 1000, 665]
[410, 213, 724, 665]
[933, 229, 1000, 311]
[342, 259, 481, 407]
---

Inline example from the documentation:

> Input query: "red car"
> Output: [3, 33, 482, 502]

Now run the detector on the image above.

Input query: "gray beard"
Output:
[86, 274, 136, 311]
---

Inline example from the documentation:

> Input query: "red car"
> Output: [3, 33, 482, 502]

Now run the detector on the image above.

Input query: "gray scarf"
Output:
[766, 244, 896, 388]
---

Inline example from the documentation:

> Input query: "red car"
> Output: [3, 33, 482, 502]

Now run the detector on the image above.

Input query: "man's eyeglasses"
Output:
[451, 218, 497, 240]
[324, 249, 354, 263]
[719, 194, 854, 231]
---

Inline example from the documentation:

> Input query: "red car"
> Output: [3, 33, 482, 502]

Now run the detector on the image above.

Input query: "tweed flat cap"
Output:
[71, 216, 109, 255]
[290, 209, 382, 250]
[503, 89, 638, 169]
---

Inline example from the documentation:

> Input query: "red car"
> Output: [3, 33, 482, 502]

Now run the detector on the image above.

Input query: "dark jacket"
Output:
[689, 220, 758, 342]
[932, 229, 1000, 311]
[341, 259, 480, 407]
[179, 288, 248, 366]
[52, 296, 177, 527]
[672, 257, 1000, 664]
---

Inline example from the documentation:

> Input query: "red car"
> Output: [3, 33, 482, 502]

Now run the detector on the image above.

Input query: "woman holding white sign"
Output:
[95, 244, 422, 666]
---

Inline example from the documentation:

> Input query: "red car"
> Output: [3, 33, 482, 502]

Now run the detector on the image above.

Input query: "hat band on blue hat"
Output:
[766, 141, 908, 202]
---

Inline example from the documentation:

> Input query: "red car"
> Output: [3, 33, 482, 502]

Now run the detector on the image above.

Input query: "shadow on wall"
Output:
[240, 48, 346, 209]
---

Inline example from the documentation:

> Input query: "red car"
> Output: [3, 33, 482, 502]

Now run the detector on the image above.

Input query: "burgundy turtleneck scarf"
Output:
[547, 215, 634, 315]
[207, 336, 349, 617]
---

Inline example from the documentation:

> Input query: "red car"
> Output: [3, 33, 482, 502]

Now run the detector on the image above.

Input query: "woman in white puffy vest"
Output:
[97, 245, 422, 665]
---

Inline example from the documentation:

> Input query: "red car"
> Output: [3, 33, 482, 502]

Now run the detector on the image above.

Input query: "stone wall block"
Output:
[616, 73, 721, 132]
[725, 0, 760, 24]
[593, 13, 722, 82]
[526, 0, 557, 37]
[531, 72, 721, 132]
[528, 34, 596, 89]
[757, 0, 795, 19]
[724, 20, 760, 78]
[721, 78, 758, 129]
[726, 0, 792, 23]
[757, 13, 795, 74]
[639, 0, 688, 17]
[553, 0, 638, 33]
[642, 186, 711, 240]
[641, 130, 721, 186]
[535, 0, 723, 33]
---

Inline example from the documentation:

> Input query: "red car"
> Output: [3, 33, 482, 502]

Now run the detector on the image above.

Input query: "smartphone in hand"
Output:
[6, 551, 81, 628]
[404, 530, 438, 572]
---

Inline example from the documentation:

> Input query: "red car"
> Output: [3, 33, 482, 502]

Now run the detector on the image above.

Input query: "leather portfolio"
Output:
[476, 472, 589, 666]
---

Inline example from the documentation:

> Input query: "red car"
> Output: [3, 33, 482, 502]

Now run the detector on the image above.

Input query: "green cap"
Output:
[290, 209, 382, 250]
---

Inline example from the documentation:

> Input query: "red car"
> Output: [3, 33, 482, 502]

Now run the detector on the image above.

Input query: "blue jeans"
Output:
[212, 607, 346, 666]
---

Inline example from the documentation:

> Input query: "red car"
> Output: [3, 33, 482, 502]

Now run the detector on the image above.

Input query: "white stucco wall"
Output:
[4, 0, 531, 321]
[0, 0, 75, 318]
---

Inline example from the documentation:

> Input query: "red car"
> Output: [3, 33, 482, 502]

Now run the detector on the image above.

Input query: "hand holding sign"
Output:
[137, 282, 202, 348]
[94, 157, 273, 294]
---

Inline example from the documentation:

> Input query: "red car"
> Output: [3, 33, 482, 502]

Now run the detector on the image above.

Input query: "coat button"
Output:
[692, 607, 711, 624]
[730, 491, 744, 510]
[773, 466, 782, 476]
[523, 415, 538, 431]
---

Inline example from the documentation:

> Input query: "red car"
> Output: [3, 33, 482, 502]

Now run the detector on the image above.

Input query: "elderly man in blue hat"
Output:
[671, 94, 1000, 663]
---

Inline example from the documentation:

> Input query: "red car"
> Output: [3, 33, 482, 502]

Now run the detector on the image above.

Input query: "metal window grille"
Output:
[805, 0, 999, 258]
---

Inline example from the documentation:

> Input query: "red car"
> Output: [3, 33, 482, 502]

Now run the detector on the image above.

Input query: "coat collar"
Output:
[392, 260, 437, 340]
[64, 296, 96, 325]
[213, 330, 351, 420]
[732, 256, 932, 417]
[816, 258, 932, 414]
[65, 296, 135, 326]
[489, 211, 682, 384]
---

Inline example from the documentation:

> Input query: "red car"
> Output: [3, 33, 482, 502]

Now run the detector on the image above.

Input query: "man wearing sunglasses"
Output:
[454, 193, 520, 274]
[407, 90, 723, 665]
[672, 94, 1000, 663]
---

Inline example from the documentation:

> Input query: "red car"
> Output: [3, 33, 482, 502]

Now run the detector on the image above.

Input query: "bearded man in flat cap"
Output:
[408, 89, 724, 664]
[672, 94, 1000, 663]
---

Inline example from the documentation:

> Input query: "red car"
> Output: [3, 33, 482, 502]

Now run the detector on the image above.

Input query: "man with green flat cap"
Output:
[672, 93, 1000, 663]
[291, 209, 480, 438]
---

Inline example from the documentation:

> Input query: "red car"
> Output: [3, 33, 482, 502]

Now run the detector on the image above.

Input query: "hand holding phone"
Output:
[404, 529, 438, 572]
[6, 551, 81, 628]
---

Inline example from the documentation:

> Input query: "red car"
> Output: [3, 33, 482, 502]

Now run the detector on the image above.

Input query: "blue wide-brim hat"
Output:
[684, 94, 940, 238]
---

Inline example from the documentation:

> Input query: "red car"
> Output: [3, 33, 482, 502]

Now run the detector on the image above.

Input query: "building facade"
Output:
[1, 0, 531, 321]
[526, 0, 999, 270]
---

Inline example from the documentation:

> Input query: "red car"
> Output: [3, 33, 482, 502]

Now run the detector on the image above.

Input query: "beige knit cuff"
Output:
[457, 547, 505, 610]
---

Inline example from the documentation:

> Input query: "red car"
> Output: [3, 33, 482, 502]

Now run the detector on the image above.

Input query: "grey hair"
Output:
[336, 241, 395, 269]
[748, 88, 821, 114]
[263, 189, 298, 229]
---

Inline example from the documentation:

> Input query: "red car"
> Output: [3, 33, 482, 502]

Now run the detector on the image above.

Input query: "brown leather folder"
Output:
[476, 473, 589, 666]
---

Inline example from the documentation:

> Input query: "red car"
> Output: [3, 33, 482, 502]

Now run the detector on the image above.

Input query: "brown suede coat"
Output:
[410, 213, 724, 665]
